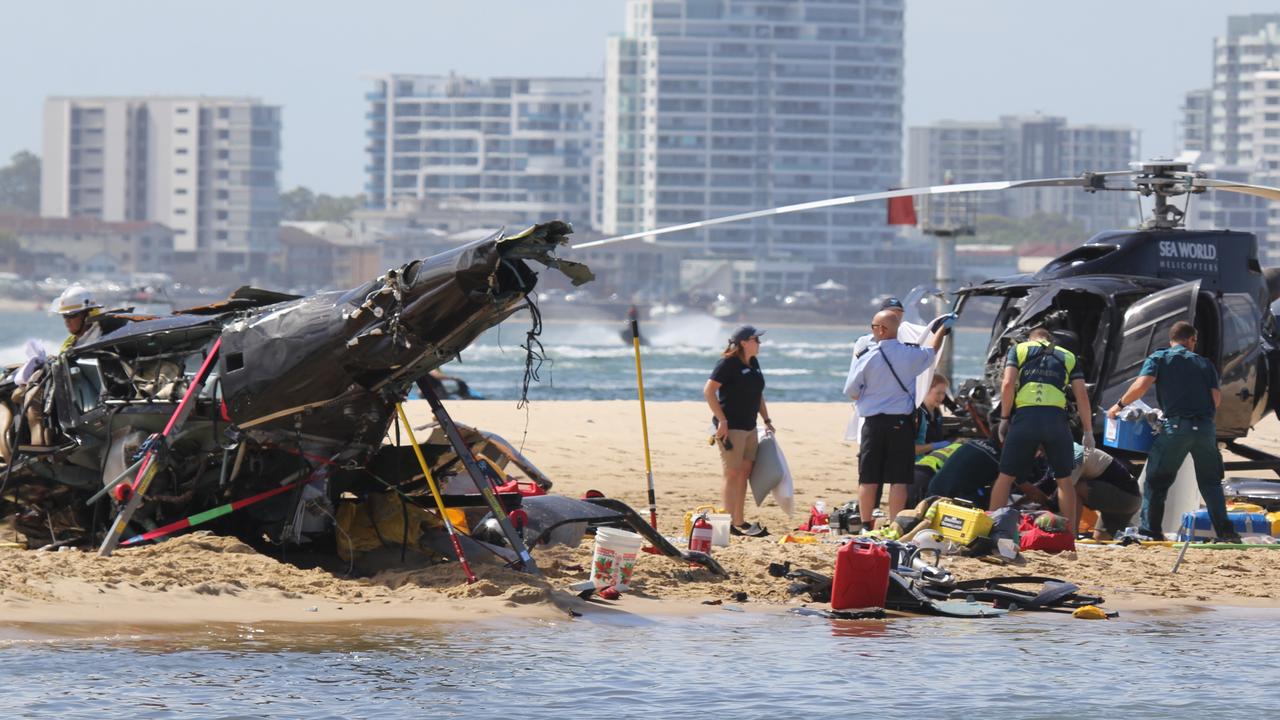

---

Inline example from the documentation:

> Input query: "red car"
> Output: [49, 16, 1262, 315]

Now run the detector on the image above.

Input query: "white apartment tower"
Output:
[1180, 88, 1212, 154]
[1178, 16, 1280, 262]
[602, 0, 905, 274]
[1210, 14, 1280, 164]
[907, 115, 1140, 233]
[365, 75, 601, 230]
[41, 96, 281, 276]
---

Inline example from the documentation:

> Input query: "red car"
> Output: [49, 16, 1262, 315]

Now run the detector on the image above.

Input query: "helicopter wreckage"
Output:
[0, 221, 724, 578]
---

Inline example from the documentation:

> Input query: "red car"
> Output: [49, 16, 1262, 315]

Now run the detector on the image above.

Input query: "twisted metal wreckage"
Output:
[0, 221, 725, 578]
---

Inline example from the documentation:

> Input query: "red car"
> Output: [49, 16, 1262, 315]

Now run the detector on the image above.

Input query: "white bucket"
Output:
[590, 527, 644, 589]
[708, 513, 732, 547]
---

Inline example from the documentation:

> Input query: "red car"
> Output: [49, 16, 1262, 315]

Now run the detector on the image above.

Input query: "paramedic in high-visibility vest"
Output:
[989, 326, 1094, 532]
[1107, 320, 1239, 542]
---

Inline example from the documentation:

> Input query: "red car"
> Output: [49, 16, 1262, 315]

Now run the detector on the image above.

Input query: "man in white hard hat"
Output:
[51, 285, 104, 351]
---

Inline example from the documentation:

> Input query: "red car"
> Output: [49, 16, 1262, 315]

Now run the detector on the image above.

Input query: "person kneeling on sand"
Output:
[1023, 444, 1140, 540]
[704, 325, 772, 537]
[926, 438, 1002, 506]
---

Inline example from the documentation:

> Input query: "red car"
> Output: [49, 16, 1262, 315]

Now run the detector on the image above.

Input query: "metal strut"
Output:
[415, 379, 541, 576]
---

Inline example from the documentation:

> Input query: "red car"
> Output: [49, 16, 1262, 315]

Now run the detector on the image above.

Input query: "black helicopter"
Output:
[578, 159, 1280, 474]
[0, 220, 726, 576]
[0, 224, 598, 550]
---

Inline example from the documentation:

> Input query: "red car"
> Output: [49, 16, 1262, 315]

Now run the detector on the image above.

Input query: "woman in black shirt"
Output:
[703, 325, 773, 537]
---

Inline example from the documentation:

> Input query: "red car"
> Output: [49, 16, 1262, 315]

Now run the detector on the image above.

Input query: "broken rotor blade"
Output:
[1191, 177, 1280, 202]
[573, 176, 1089, 250]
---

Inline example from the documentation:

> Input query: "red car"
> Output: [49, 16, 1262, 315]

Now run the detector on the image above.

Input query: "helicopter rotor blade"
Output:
[1190, 177, 1280, 202]
[572, 176, 1089, 250]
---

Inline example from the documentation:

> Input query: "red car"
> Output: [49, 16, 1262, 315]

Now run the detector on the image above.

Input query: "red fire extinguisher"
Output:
[689, 512, 713, 554]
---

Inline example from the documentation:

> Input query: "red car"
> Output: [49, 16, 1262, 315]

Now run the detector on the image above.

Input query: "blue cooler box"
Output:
[1103, 415, 1156, 453]
[1177, 510, 1274, 541]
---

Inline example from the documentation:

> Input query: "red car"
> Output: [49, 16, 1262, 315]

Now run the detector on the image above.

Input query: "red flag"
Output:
[887, 195, 917, 226]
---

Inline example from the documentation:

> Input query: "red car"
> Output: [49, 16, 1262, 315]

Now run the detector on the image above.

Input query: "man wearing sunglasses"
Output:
[844, 311, 952, 526]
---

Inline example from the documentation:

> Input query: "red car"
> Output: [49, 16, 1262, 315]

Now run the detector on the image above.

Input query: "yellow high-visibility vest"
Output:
[1013, 340, 1076, 409]
[917, 441, 962, 470]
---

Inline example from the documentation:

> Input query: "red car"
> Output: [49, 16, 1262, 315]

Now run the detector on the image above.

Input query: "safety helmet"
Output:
[51, 285, 102, 316]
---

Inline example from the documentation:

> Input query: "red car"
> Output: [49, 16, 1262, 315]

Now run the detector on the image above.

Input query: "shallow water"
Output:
[0, 310, 991, 402]
[2, 607, 1277, 717]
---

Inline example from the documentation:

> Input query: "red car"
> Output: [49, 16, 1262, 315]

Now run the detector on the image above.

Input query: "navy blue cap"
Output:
[730, 325, 764, 343]
[880, 297, 904, 311]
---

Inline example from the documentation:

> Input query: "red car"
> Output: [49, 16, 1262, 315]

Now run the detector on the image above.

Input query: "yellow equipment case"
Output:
[930, 499, 994, 545]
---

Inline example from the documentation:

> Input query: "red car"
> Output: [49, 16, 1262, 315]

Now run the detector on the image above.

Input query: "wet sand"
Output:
[2, 400, 1278, 626]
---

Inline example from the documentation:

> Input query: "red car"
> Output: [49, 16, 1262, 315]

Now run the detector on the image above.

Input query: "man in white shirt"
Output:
[844, 311, 951, 524]
[844, 297, 947, 442]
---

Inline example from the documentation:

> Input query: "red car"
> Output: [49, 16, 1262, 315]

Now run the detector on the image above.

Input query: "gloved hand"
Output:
[997, 419, 1010, 443]
[931, 440, 951, 451]
[1082, 432, 1096, 451]
[928, 313, 959, 333]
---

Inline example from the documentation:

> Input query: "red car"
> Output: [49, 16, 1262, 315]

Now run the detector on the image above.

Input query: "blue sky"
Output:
[2, 0, 1277, 195]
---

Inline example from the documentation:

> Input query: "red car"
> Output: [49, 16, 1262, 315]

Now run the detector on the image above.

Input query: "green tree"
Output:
[309, 193, 365, 222]
[280, 186, 317, 221]
[279, 185, 364, 222]
[0, 151, 40, 214]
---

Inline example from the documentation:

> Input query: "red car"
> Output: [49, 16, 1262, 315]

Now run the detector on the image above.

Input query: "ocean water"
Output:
[0, 310, 990, 403]
[1, 607, 1276, 717]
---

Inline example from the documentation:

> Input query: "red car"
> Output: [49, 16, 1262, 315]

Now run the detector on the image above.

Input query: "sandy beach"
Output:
[3, 400, 1279, 627]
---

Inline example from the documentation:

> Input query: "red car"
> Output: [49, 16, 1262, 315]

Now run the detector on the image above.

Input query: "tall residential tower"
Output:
[41, 96, 282, 276]
[602, 0, 913, 296]
[365, 75, 601, 230]
[907, 115, 1140, 233]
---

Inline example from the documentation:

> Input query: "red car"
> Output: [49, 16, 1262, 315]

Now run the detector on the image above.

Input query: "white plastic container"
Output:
[708, 513, 732, 547]
[589, 527, 644, 589]
[1136, 455, 1201, 537]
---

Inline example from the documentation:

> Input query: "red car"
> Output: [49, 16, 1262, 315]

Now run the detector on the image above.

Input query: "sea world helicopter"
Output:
[576, 159, 1280, 475]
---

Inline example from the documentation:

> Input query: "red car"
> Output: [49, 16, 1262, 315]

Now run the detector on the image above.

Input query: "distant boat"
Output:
[648, 303, 686, 319]
[710, 298, 736, 318]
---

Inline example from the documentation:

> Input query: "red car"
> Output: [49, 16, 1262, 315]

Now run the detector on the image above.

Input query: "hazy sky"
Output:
[2, 0, 1277, 195]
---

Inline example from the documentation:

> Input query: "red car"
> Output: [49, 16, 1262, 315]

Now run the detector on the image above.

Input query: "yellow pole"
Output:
[629, 309, 659, 529]
[396, 403, 476, 583]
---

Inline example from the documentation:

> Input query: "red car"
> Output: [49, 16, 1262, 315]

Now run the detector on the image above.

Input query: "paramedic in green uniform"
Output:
[1107, 321, 1238, 542]
[989, 327, 1094, 532]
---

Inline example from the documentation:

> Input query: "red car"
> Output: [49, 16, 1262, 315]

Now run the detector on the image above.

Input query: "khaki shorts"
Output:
[718, 429, 759, 472]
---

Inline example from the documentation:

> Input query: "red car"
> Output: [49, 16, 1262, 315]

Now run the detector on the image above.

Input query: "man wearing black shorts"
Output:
[844, 310, 950, 525]
[989, 327, 1094, 532]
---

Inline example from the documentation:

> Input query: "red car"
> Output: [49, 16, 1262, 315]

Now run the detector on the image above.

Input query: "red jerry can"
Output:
[830, 540, 890, 610]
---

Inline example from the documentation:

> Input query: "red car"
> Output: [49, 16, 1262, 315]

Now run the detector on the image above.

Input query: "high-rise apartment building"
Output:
[907, 115, 1140, 233]
[1180, 88, 1213, 154]
[602, 0, 910, 295]
[365, 75, 601, 230]
[41, 96, 282, 276]
[1177, 16, 1280, 262]
[1210, 14, 1280, 164]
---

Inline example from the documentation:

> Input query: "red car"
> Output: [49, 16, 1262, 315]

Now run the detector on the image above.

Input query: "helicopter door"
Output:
[1099, 280, 1200, 411]
[1215, 293, 1262, 437]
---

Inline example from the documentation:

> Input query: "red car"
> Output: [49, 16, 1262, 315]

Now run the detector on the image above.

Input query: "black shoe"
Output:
[731, 522, 768, 538]
[1215, 532, 1243, 544]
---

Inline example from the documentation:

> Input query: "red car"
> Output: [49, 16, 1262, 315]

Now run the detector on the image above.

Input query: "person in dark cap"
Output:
[704, 324, 773, 537]
[845, 311, 952, 525]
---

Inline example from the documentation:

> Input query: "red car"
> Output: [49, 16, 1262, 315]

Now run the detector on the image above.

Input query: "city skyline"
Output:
[3, 0, 1279, 196]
